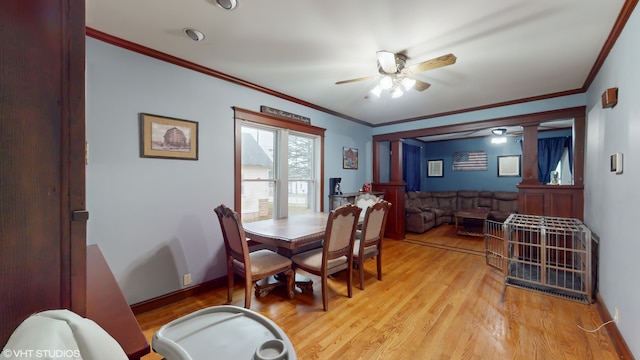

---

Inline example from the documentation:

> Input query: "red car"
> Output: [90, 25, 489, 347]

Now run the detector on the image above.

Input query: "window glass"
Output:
[241, 127, 276, 221]
[288, 134, 315, 216]
[241, 125, 319, 222]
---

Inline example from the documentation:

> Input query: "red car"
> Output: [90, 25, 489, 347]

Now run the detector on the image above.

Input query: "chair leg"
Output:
[377, 254, 382, 281]
[357, 259, 365, 290]
[227, 268, 234, 303]
[347, 265, 353, 298]
[321, 274, 328, 311]
[244, 276, 252, 308]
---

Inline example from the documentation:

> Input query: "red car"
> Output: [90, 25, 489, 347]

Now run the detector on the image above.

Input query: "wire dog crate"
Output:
[492, 214, 592, 304]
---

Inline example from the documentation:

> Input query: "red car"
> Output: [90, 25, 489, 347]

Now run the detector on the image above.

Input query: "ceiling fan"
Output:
[335, 51, 457, 98]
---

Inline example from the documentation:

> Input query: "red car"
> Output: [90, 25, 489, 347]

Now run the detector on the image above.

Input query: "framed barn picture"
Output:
[140, 113, 198, 160]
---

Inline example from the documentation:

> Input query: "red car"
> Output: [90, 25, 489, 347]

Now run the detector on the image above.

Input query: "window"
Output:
[240, 126, 276, 221]
[234, 107, 325, 222]
[287, 133, 316, 217]
[550, 147, 572, 185]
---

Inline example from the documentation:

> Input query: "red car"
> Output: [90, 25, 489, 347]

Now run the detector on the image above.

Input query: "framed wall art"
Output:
[343, 147, 358, 169]
[427, 159, 444, 177]
[497, 155, 521, 177]
[140, 113, 198, 160]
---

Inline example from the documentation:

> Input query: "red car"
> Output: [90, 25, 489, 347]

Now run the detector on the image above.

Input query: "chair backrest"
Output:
[360, 200, 392, 245]
[355, 193, 380, 219]
[324, 204, 361, 261]
[214, 204, 250, 265]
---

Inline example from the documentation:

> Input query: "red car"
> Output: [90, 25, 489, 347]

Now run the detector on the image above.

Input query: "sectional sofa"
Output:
[404, 190, 519, 233]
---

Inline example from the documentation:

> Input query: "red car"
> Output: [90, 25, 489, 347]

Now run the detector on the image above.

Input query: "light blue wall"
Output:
[584, 6, 640, 356]
[86, 38, 373, 304]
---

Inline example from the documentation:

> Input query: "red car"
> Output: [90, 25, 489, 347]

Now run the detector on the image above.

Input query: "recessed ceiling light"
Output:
[491, 128, 507, 136]
[216, 0, 237, 10]
[184, 28, 205, 42]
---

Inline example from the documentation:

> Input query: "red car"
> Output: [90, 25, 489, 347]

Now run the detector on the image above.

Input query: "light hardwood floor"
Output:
[136, 225, 618, 359]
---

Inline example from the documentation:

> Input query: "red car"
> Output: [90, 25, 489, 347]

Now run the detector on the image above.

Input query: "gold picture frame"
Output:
[140, 113, 198, 160]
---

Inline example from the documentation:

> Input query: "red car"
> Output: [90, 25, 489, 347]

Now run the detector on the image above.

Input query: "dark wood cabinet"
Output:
[372, 182, 406, 240]
[517, 184, 584, 220]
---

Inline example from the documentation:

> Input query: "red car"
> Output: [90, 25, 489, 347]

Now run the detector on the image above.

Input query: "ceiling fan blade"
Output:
[377, 50, 398, 74]
[413, 79, 431, 91]
[335, 75, 375, 85]
[407, 53, 457, 74]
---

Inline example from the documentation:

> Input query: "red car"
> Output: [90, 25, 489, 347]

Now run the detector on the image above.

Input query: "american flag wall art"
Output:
[452, 151, 488, 171]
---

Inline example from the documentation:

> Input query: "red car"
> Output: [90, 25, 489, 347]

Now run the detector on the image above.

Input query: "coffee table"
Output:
[454, 208, 491, 237]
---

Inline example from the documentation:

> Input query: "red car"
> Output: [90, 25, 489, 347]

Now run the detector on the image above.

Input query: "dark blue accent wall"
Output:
[421, 136, 522, 191]
[415, 129, 571, 192]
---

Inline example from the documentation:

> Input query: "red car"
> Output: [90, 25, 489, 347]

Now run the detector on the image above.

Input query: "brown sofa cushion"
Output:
[433, 192, 457, 210]
[416, 192, 438, 208]
[478, 191, 493, 208]
[492, 191, 519, 212]
[405, 192, 422, 209]
[457, 190, 479, 209]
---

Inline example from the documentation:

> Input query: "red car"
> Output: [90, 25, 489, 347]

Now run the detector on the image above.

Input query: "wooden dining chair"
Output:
[214, 204, 294, 309]
[355, 192, 380, 222]
[290, 204, 361, 311]
[353, 200, 391, 290]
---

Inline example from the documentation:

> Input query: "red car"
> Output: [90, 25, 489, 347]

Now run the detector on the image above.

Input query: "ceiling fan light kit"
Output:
[391, 88, 403, 99]
[380, 76, 393, 90]
[370, 75, 415, 98]
[338, 51, 456, 99]
[401, 77, 416, 90]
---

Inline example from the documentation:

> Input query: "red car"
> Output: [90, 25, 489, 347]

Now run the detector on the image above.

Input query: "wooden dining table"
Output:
[243, 212, 329, 294]
[243, 212, 329, 257]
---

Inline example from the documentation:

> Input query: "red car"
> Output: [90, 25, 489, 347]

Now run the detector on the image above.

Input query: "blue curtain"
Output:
[402, 143, 421, 191]
[538, 137, 568, 184]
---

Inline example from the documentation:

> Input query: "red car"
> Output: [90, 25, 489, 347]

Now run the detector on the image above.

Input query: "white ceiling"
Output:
[86, 0, 626, 127]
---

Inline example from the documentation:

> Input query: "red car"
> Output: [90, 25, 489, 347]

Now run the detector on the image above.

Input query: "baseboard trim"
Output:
[595, 291, 635, 359]
[130, 276, 226, 315]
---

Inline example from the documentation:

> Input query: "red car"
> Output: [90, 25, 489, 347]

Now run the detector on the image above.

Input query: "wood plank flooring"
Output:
[136, 225, 619, 359]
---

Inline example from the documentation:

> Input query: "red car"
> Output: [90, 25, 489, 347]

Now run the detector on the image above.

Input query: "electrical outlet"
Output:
[613, 308, 619, 325]
[183, 273, 192, 286]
